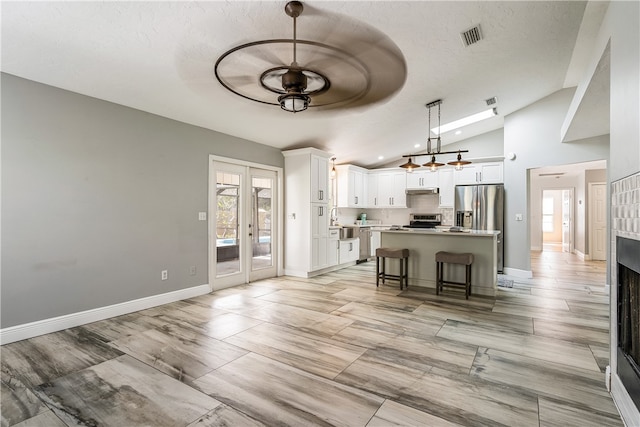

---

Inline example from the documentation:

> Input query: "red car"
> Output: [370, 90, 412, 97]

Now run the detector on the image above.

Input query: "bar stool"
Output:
[435, 251, 474, 299]
[376, 247, 410, 289]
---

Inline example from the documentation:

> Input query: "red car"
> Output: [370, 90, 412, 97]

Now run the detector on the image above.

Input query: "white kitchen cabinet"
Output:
[310, 155, 329, 203]
[406, 169, 439, 189]
[311, 204, 329, 239]
[454, 162, 503, 185]
[328, 228, 340, 267]
[339, 239, 360, 264]
[368, 169, 407, 208]
[336, 165, 367, 208]
[367, 173, 379, 207]
[283, 148, 333, 277]
[438, 168, 455, 207]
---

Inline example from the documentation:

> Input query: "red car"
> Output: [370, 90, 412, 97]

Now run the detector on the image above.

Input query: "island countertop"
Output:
[379, 229, 498, 296]
[381, 229, 500, 237]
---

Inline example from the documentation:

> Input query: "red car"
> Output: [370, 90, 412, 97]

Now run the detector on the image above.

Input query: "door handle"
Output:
[319, 190, 323, 200]
[319, 206, 323, 216]
[355, 196, 358, 205]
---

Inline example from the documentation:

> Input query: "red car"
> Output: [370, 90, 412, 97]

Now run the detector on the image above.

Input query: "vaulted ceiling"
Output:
[2, 1, 603, 168]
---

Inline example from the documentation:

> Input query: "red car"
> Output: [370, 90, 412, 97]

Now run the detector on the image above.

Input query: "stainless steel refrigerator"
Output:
[455, 184, 504, 273]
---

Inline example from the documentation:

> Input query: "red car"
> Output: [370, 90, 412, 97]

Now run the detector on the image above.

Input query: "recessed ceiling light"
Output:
[432, 107, 498, 135]
[378, 155, 384, 160]
[414, 143, 421, 148]
[455, 130, 462, 135]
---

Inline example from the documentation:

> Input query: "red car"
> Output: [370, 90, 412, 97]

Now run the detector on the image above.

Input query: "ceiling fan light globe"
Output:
[278, 93, 310, 112]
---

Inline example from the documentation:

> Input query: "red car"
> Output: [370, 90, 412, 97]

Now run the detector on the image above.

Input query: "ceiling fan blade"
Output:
[222, 75, 257, 87]
[240, 43, 290, 67]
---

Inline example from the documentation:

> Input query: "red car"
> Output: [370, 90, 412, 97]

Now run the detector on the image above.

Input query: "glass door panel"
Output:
[249, 169, 277, 281]
[215, 170, 242, 278]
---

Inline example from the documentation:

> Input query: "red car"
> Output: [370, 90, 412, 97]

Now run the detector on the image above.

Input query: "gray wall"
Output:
[503, 88, 610, 272]
[442, 128, 504, 160]
[1, 73, 284, 328]
[606, 2, 640, 181]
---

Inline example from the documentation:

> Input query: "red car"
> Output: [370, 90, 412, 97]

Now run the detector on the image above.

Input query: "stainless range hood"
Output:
[406, 188, 439, 195]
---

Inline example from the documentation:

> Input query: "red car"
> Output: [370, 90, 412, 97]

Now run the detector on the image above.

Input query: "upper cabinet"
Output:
[367, 173, 379, 207]
[367, 169, 406, 208]
[406, 169, 439, 189]
[455, 162, 503, 185]
[336, 165, 367, 208]
[376, 170, 407, 208]
[310, 155, 329, 203]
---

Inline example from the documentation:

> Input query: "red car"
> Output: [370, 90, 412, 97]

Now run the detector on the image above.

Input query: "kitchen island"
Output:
[380, 229, 500, 297]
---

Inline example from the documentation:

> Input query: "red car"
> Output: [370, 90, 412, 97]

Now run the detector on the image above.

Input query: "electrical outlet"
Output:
[161, 270, 168, 280]
[189, 266, 196, 276]
[515, 214, 523, 221]
[198, 212, 207, 221]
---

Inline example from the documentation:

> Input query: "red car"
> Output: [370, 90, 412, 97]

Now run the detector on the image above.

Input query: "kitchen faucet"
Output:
[329, 206, 338, 226]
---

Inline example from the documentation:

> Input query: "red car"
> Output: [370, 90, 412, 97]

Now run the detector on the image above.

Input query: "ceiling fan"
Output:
[214, 1, 407, 113]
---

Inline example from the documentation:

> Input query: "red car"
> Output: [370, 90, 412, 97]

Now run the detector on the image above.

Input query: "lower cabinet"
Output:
[339, 239, 360, 264]
[328, 228, 340, 267]
[311, 237, 328, 271]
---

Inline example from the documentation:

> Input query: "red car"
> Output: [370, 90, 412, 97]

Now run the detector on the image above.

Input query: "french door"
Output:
[210, 160, 278, 290]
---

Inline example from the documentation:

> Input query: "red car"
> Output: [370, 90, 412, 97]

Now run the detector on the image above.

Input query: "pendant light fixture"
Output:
[448, 151, 472, 170]
[399, 99, 472, 171]
[330, 157, 337, 178]
[399, 157, 420, 173]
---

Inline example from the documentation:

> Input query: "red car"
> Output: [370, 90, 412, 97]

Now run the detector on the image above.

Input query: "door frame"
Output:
[208, 155, 283, 291]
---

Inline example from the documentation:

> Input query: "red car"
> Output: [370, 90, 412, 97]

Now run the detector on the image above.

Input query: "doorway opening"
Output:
[541, 188, 574, 253]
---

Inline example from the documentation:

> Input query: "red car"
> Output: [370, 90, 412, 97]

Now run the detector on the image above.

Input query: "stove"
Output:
[405, 213, 442, 229]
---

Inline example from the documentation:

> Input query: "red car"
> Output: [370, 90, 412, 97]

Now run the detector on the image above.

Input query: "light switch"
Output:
[515, 214, 523, 221]
[198, 212, 207, 221]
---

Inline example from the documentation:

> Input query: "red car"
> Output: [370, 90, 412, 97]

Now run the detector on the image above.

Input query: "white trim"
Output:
[530, 245, 542, 251]
[503, 267, 533, 278]
[611, 373, 640, 427]
[575, 249, 588, 260]
[0, 284, 210, 345]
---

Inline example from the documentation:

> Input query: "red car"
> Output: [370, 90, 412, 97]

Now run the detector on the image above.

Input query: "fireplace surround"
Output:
[616, 236, 640, 411]
[611, 171, 640, 424]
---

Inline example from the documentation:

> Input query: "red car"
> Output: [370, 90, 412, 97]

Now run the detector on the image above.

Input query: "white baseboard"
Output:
[574, 250, 591, 260]
[0, 284, 211, 345]
[611, 373, 640, 427]
[503, 267, 533, 279]
[530, 245, 542, 251]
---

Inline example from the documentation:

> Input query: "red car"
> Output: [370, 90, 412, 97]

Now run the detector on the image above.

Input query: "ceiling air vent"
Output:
[461, 25, 483, 47]
[485, 96, 497, 106]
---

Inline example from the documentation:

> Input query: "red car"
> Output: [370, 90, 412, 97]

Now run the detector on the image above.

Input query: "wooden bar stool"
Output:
[376, 247, 410, 289]
[435, 251, 474, 299]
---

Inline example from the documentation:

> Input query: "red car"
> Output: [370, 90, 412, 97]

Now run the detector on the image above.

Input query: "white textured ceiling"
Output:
[2, 1, 598, 168]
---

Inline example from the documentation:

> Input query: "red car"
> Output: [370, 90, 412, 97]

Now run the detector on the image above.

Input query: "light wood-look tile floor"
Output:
[1, 251, 622, 426]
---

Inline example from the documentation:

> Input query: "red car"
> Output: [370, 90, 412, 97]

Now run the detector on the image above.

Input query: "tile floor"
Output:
[1, 251, 623, 426]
